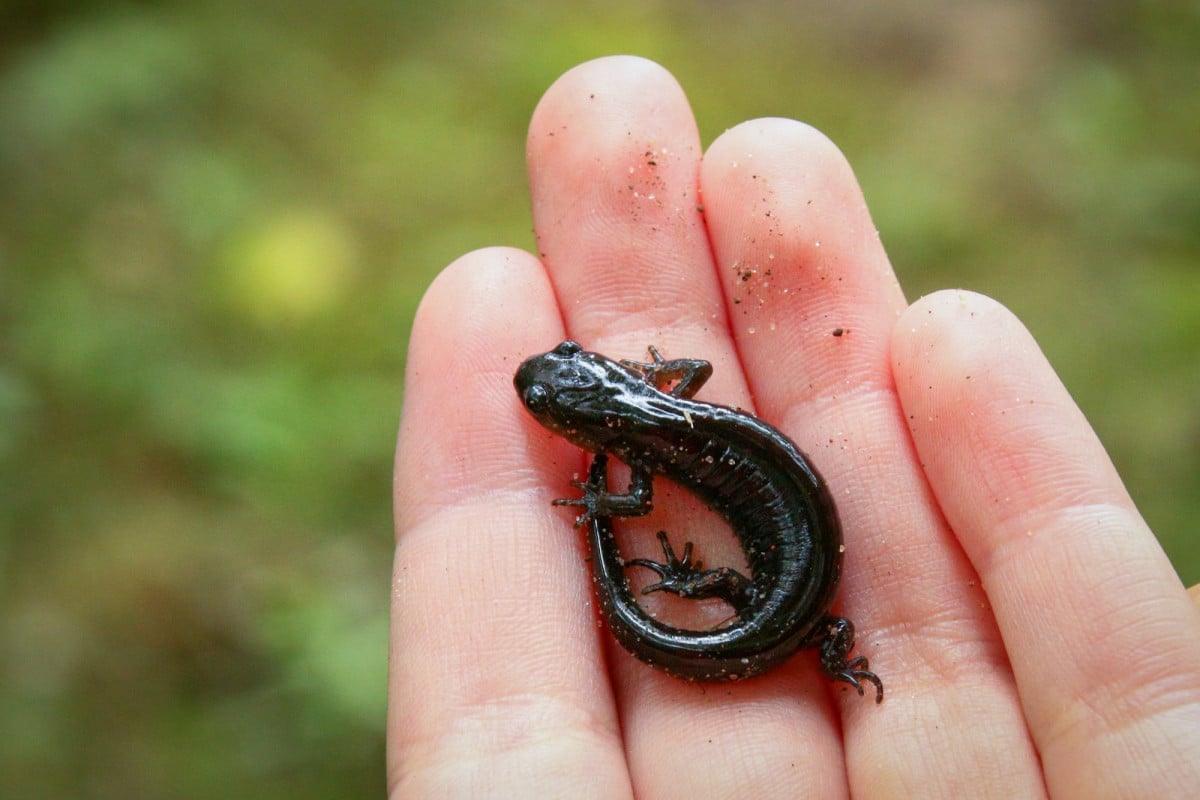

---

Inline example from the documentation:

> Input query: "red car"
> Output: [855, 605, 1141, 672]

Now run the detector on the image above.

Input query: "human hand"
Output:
[389, 56, 1200, 798]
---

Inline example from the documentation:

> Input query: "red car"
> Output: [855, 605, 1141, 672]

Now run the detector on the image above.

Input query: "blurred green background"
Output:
[1, 1, 1196, 796]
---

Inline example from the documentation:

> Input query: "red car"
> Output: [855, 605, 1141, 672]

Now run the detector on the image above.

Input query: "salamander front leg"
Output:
[626, 531, 756, 614]
[552, 454, 655, 527]
[620, 345, 713, 399]
[811, 616, 884, 703]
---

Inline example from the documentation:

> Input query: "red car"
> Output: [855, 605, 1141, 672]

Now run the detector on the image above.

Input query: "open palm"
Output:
[389, 57, 1200, 799]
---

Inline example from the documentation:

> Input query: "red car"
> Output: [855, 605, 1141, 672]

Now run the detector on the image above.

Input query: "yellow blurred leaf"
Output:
[222, 210, 358, 325]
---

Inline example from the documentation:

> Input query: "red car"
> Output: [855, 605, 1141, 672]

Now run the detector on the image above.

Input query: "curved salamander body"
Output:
[514, 340, 882, 702]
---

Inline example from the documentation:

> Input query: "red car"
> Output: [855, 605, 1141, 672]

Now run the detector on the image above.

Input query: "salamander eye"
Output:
[523, 383, 551, 412]
[554, 340, 582, 356]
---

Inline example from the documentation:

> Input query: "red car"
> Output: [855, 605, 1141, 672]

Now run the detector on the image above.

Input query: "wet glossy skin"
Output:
[514, 340, 883, 701]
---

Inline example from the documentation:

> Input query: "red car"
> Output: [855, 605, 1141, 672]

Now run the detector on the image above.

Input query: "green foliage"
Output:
[1, 1, 1197, 795]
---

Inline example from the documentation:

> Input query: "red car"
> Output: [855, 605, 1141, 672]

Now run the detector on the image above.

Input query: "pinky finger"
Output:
[892, 290, 1200, 798]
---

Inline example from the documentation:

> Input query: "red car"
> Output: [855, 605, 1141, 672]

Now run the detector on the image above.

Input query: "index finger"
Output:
[388, 249, 630, 797]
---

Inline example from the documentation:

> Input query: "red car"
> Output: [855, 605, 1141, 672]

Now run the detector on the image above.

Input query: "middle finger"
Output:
[527, 56, 846, 799]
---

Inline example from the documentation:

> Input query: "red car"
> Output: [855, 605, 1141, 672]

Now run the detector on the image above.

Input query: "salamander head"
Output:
[514, 340, 629, 450]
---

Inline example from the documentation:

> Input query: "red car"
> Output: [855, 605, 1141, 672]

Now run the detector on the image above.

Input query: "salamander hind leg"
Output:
[626, 531, 755, 614]
[812, 616, 884, 703]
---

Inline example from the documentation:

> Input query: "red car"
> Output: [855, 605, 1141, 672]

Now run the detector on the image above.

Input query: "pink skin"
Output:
[389, 56, 1200, 799]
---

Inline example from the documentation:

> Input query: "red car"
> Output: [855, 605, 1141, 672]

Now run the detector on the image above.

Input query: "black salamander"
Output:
[514, 340, 882, 702]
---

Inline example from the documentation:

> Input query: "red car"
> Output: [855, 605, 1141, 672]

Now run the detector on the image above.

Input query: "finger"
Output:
[702, 122, 1046, 797]
[893, 289, 1200, 797]
[389, 248, 631, 797]
[528, 57, 845, 798]
[528, 56, 749, 585]
[528, 56, 732, 365]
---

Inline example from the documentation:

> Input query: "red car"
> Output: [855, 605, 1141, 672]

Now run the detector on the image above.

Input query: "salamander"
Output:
[514, 340, 883, 702]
